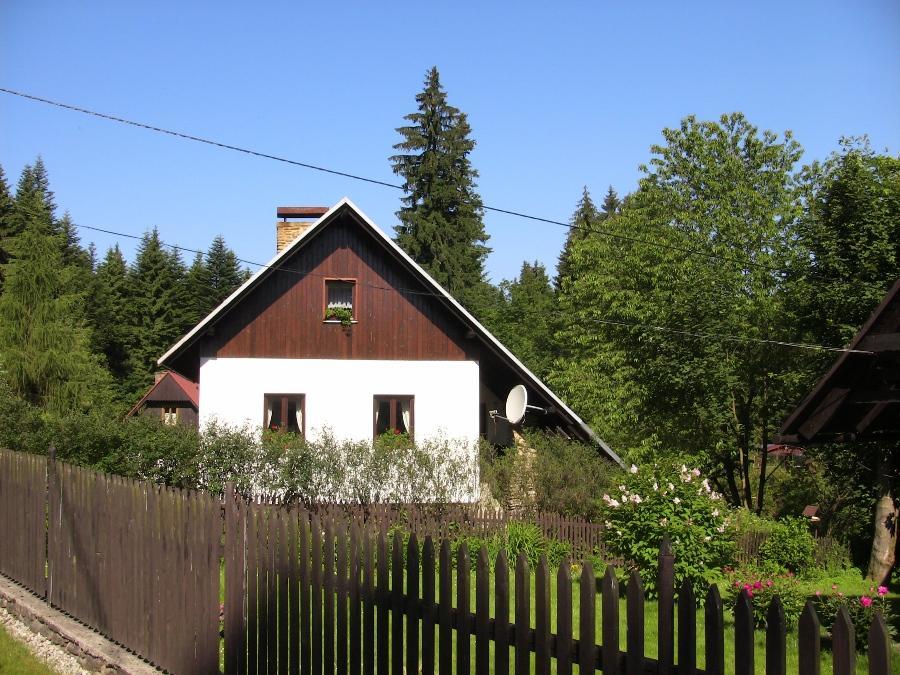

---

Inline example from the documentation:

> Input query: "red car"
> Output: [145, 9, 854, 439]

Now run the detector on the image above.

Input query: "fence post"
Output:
[832, 606, 856, 675]
[734, 589, 754, 675]
[601, 566, 620, 675]
[657, 536, 675, 675]
[677, 580, 696, 675]
[704, 585, 724, 675]
[765, 596, 786, 675]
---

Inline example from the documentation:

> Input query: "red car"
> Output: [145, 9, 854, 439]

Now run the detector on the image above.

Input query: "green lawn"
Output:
[0, 623, 54, 675]
[231, 561, 899, 674]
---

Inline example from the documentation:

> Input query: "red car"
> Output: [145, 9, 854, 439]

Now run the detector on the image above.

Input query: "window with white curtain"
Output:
[325, 280, 355, 318]
[264, 394, 305, 435]
[373, 395, 413, 439]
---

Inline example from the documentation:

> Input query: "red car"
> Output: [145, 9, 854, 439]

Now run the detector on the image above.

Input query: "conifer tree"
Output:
[495, 261, 557, 379]
[89, 245, 133, 394]
[0, 166, 110, 414]
[600, 185, 622, 217]
[0, 165, 14, 288]
[556, 187, 600, 288]
[391, 67, 490, 307]
[125, 229, 191, 396]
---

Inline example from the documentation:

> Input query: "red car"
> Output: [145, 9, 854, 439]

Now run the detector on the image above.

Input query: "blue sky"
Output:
[2, 1, 898, 283]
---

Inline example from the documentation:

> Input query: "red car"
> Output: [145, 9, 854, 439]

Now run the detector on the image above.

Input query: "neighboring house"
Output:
[157, 199, 620, 467]
[778, 278, 899, 584]
[126, 370, 199, 427]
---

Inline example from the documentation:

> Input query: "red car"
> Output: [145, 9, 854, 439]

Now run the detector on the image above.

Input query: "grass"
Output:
[230, 560, 900, 674]
[0, 623, 55, 675]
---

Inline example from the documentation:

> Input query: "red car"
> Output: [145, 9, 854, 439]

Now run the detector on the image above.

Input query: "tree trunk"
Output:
[755, 378, 769, 515]
[867, 449, 898, 585]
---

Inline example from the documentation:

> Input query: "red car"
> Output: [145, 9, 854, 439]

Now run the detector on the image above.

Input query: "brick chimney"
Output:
[276, 206, 329, 253]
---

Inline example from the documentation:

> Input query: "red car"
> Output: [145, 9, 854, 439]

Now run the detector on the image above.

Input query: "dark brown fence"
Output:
[306, 503, 608, 559]
[224, 488, 894, 675]
[0, 449, 221, 674]
[0, 450, 47, 595]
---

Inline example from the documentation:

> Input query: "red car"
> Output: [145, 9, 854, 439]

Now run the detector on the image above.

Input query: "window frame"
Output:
[161, 406, 178, 426]
[263, 393, 306, 436]
[323, 278, 357, 323]
[372, 395, 414, 440]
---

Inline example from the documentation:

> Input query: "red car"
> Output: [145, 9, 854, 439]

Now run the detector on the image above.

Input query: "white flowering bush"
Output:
[600, 461, 734, 596]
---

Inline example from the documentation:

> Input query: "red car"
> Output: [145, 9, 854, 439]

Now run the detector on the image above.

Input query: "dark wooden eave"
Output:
[777, 279, 900, 443]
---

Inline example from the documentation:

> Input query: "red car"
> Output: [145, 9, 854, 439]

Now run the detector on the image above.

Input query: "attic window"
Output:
[325, 279, 356, 322]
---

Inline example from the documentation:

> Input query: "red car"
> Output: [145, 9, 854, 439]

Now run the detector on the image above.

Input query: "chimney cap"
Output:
[277, 206, 329, 219]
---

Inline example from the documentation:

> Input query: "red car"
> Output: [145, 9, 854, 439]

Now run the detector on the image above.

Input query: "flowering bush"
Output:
[600, 462, 734, 597]
[813, 583, 895, 650]
[724, 569, 807, 628]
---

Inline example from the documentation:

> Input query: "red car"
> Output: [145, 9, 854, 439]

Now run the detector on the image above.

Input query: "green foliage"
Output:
[601, 461, 734, 597]
[725, 569, 807, 629]
[185, 235, 246, 325]
[480, 431, 620, 519]
[391, 67, 490, 309]
[551, 113, 808, 513]
[324, 306, 353, 326]
[759, 517, 817, 575]
[0, 164, 113, 415]
[491, 261, 557, 380]
[813, 582, 895, 650]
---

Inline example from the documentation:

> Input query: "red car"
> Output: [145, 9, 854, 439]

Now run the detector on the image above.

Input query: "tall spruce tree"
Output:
[495, 261, 557, 380]
[89, 245, 134, 395]
[556, 187, 600, 289]
[391, 67, 490, 307]
[125, 229, 191, 396]
[0, 165, 110, 414]
[0, 165, 14, 289]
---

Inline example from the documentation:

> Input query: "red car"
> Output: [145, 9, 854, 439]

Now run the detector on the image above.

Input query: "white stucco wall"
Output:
[198, 357, 480, 447]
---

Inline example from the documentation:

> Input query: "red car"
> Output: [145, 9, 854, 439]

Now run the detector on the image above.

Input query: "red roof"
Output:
[126, 370, 199, 418]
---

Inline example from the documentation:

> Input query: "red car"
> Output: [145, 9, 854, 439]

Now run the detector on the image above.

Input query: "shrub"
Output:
[759, 517, 817, 575]
[505, 522, 546, 568]
[600, 461, 733, 597]
[813, 583, 895, 650]
[725, 569, 807, 629]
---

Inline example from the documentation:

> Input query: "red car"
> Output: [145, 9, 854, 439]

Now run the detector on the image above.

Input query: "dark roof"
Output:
[127, 371, 199, 418]
[777, 278, 900, 443]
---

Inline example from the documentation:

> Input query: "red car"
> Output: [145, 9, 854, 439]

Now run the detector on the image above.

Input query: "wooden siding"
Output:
[198, 211, 470, 362]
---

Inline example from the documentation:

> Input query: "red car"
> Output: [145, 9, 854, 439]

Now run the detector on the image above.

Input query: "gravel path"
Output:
[0, 605, 89, 675]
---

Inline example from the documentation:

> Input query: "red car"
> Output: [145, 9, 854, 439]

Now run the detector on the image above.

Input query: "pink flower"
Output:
[744, 583, 752, 591]
[860, 596, 873, 608]
[765, 580, 773, 587]
[815, 590, 821, 597]
[877, 586, 888, 596]
[831, 584, 838, 590]
[753, 581, 762, 590]
[747, 590, 754, 598]
[838, 592, 844, 598]
[734, 581, 741, 588]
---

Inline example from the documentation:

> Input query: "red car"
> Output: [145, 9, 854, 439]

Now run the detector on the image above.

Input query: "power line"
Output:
[75, 222, 869, 355]
[2, 86, 783, 273]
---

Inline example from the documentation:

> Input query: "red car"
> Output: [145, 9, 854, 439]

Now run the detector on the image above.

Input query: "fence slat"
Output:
[422, 537, 436, 675]
[657, 537, 674, 675]
[407, 534, 420, 675]
[515, 553, 530, 675]
[832, 606, 856, 675]
[324, 519, 335, 674]
[377, 530, 389, 675]
[765, 596, 786, 675]
[704, 585, 724, 675]
[734, 589, 754, 675]
[475, 546, 490, 674]
[337, 522, 348, 674]
[278, 510, 289, 675]
[626, 570, 644, 675]
[601, 566, 620, 675]
[868, 612, 890, 675]
[495, 550, 510, 675]
[312, 514, 323, 675]
[456, 542, 471, 675]
[363, 529, 375, 675]
[578, 560, 595, 674]
[798, 601, 820, 675]
[678, 580, 697, 675]
[289, 507, 299, 675]
[350, 523, 361, 675]
[556, 559, 572, 675]
[300, 512, 311, 675]
[535, 556, 551, 675]
[439, 539, 452, 675]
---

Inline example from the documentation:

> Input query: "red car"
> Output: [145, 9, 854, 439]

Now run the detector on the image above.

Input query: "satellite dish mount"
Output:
[489, 385, 548, 426]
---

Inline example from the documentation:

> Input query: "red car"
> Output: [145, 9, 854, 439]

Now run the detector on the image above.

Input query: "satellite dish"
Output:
[505, 385, 528, 425]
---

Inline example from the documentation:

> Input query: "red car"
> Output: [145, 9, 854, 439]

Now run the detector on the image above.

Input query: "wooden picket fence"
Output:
[224, 487, 895, 675]
[0, 448, 895, 674]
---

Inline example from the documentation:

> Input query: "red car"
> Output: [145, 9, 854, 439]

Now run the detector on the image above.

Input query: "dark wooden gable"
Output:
[170, 209, 469, 376]
[778, 279, 900, 443]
